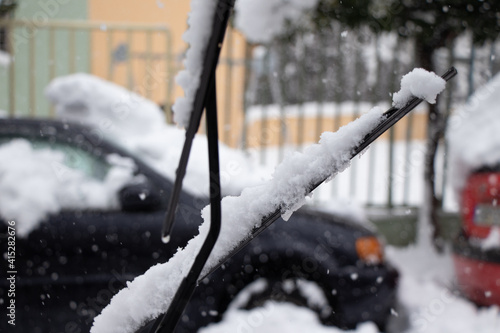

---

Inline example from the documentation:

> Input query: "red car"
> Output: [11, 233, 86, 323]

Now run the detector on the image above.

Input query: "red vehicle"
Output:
[452, 168, 500, 306]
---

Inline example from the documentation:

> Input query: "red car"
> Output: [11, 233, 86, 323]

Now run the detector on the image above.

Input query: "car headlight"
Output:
[355, 236, 384, 264]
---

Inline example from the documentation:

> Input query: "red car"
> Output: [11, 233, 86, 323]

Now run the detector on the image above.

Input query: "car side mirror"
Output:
[119, 180, 162, 212]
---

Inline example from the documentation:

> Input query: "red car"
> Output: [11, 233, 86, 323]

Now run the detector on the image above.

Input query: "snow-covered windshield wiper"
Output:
[200, 66, 457, 281]
[152, 0, 457, 331]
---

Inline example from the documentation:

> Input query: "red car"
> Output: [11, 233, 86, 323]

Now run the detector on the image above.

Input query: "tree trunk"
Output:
[416, 40, 445, 253]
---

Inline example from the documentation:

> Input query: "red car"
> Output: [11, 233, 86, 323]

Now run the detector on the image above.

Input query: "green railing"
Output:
[0, 19, 174, 121]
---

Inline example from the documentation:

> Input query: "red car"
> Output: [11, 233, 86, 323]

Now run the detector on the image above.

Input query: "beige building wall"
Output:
[87, 0, 248, 147]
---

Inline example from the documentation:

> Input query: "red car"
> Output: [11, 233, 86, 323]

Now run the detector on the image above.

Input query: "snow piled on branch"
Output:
[0, 140, 135, 237]
[235, 0, 319, 43]
[448, 72, 500, 192]
[392, 68, 446, 107]
[46, 73, 267, 197]
[90, 107, 385, 333]
[172, 0, 219, 128]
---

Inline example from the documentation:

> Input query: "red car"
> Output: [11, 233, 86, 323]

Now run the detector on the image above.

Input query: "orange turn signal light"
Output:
[355, 236, 383, 264]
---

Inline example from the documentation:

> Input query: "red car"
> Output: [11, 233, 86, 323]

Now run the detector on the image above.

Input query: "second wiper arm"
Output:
[162, 0, 236, 242]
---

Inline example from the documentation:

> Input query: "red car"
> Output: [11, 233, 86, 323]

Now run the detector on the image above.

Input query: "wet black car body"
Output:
[0, 118, 398, 332]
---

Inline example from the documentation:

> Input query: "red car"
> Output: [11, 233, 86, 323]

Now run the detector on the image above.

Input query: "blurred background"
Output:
[1, 0, 498, 245]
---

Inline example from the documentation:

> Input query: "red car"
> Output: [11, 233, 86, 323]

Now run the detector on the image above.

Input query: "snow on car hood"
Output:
[45, 73, 270, 198]
[448, 72, 500, 192]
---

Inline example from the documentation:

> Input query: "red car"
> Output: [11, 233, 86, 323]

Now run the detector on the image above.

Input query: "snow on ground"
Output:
[448, 71, 500, 192]
[387, 245, 500, 333]
[235, 0, 319, 43]
[0, 139, 135, 237]
[46, 73, 269, 198]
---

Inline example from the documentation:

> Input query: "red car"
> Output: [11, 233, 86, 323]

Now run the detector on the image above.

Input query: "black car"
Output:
[0, 118, 398, 333]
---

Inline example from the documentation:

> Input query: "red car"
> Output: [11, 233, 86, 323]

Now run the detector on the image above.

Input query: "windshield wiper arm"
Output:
[152, 1, 235, 332]
[161, 0, 236, 243]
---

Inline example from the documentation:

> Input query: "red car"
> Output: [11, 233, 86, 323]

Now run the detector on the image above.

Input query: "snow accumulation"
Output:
[45, 73, 266, 198]
[448, 71, 500, 192]
[235, 0, 319, 43]
[392, 68, 446, 107]
[0, 139, 135, 237]
[91, 107, 385, 333]
[171, 0, 218, 128]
